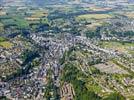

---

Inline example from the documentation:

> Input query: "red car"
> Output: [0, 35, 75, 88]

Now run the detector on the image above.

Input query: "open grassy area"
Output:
[13, 17, 29, 29]
[86, 82, 102, 93]
[76, 14, 112, 20]
[0, 37, 6, 42]
[0, 23, 4, 32]
[1, 15, 29, 29]
[31, 10, 48, 18]
[89, 6, 112, 11]
[0, 37, 13, 49]
[0, 41, 13, 49]
[86, 21, 105, 30]
[100, 41, 134, 54]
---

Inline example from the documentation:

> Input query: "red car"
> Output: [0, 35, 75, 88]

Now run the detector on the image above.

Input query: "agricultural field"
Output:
[0, 37, 13, 49]
[0, 37, 6, 42]
[0, 11, 6, 16]
[89, 6, 113, 11]
[76, 14, 112, 20]
[30, 10, 48, 18]
[1, 16, 29, 29]
[123, 12, 134, 18]
[86, 21, 105, 30]
[0, 41, 14, 49]
[99, 41, 134, 55]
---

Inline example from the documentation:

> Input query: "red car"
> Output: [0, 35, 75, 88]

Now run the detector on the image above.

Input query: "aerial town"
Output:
[0, 0, 134, 100]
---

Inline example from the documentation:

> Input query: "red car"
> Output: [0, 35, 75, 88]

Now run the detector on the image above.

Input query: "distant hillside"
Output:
[1, 0, 133, 6]
[128, 0, 134, 3]
[0, 0, 3, 4]
[25, 0, 65, 6]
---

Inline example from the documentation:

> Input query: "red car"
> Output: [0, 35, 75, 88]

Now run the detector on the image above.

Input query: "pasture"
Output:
[76, 14, 112, 20]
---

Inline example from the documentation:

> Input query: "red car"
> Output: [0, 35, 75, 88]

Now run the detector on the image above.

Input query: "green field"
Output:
[0, 41, 13, 49]
[0, 37, 6, 42]
[76, 14, 112, 20]
[100, 41, 134, 55]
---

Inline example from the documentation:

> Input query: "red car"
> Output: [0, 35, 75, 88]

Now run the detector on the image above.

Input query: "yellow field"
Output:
[31, 11, 48, 18]
[25, 17, 40, 21]
[76, 14, 112, 20]
[0, 41, 13, 49]
[89, 6, 112, 11]
[86, 21, 104, 29]
[25, 10, 48, 21]
[0, 11, 6, 16]
[124, 12, 134, 18]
